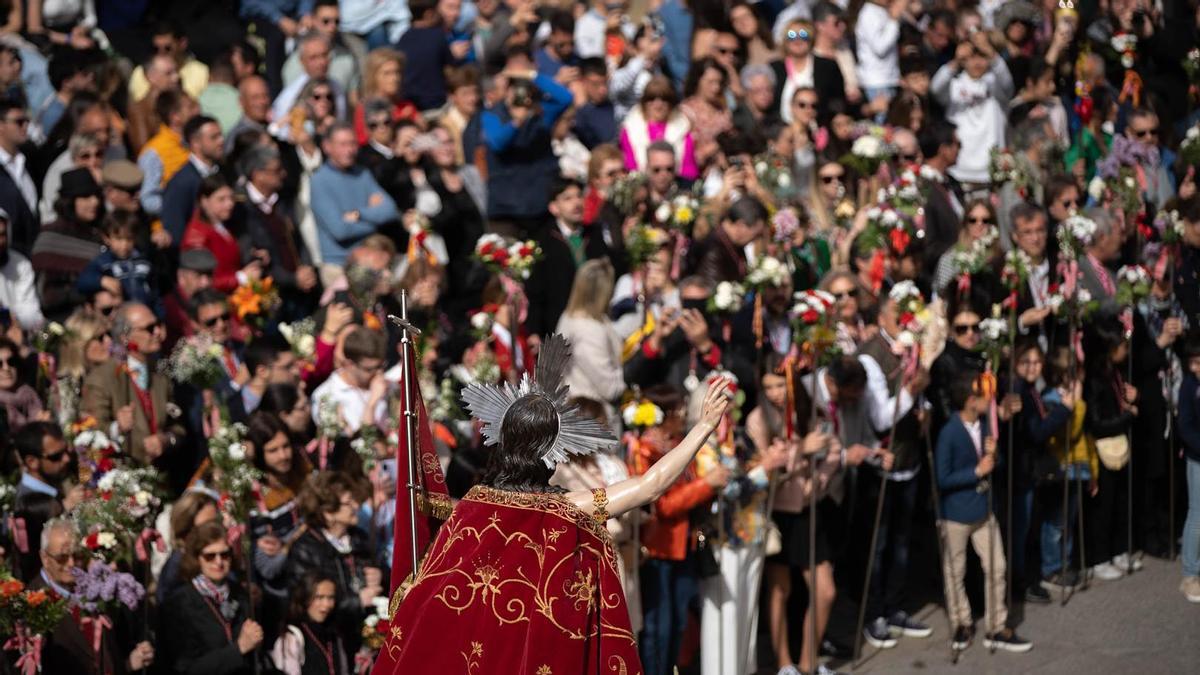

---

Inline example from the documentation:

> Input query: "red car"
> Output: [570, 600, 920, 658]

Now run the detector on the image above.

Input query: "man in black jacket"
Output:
[918, 120, 965, 280]
[0, 97, 38, 254]
[524, 175, 608, 339]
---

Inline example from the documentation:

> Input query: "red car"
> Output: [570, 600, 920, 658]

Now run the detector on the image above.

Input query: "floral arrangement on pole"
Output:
[165, 333, 230, 390]
[625, 224, 671, 267]
[1093, 135, 1153, 218]
[71, 466, 165, 565]
[977, 304, 1009, 437]
[1183, 48, 1200, 86]
[950, 227, 999, 296]
[1, 572, 68, 675]
[887, 281, 929, 355]
[622, 399, 665, 430]
[988, 148, 1032, 198]
[1115, 264, 1152, 307]
[1180, 124, 1200, 167]
[609, 171, 647, 216]
[840, 123, 894, 176]
[707, 281, 746, 315]
[350, 425, 383, 471]
[746, 255, 789, 290]
[207, 421, 263, 523]
[72, 559, 146, 662]
[653, 192, 700, 234]
[71, 416, 121, 487]
[789, 289, 839, 367]
[31, 320, 68, 394]
[311, 395, 341, 471]
[473, 234, 542, 280]
[361, 595, 393, 658]
[231, 277, 281, 333]
[772, 207, 801, 243]
[278, 317, 317, 362]
[754, 153, 796, 202]
[1000, 247, 1032, 306]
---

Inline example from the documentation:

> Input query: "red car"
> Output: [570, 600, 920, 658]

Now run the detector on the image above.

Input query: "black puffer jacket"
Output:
[283, 527, 380, 653]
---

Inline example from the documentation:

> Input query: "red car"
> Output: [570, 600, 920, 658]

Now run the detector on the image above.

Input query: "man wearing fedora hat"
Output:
[162, 247, 216, 352]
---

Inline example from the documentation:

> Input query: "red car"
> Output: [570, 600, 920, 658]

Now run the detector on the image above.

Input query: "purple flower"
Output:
[72, 560, 145, 612]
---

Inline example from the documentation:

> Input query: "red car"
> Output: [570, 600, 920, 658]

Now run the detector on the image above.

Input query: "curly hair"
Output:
[178, 520, 229, 582]
[297, 471, 370, 527]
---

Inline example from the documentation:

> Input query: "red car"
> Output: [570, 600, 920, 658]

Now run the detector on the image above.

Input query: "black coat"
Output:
[233, 189, 316, 310]
[0, 159, 38, 255]
[161, 161, 204, 243]
[921, 177, 965, 280]
[283, 527, 378, 653]
[427, 169, 487, 317]
[929, 341, 988, 427]
[687, 227, 746, 285]
[160, 582, 253, 675]
[768, 55, 847, 119]
[524, 224, 609, 336]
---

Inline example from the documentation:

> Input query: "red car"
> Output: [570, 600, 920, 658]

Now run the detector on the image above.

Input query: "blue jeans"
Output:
[640, 557, 698, 675]
[867, 476, 917, 619]
[1041, 464, 1089, 577]
[1183, 459, 1200, 577]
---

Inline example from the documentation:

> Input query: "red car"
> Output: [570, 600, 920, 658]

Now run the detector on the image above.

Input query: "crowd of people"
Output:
[0, 0, 1199, 674]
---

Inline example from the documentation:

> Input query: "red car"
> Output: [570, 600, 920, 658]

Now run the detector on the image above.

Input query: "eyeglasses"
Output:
[714, 46, 737, 55]
[966, 216, 993, 225]
[820, 174, 844, 184]
[831, 290, 854, 301]
[793, 100, 816, 109]
[42, 450, 67, 462]
[202, 313, 230, 328]
[953, 323, 981, 335]
[786, 29, 811, 42]
[649, 165, 674, 174]
[46, 551, 77, 565]
[134, 320, 161, 333]
[200, 550, 233, 562]
[0, 356, 14, 369]
[310, 92, 333, 101]
[367, 120, 391, 130]
[1059, 198, 1078, 209]
[898, 152, 918, 163]
[76, 151, 100, 161]
[1132, 127, 1158, 138]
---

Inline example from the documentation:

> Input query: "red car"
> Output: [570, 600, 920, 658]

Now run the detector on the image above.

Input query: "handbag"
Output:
[1095, 435, 1130, 471]
[764, 521, 782, 557]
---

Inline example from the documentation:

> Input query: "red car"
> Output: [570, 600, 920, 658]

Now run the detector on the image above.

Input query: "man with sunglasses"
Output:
[12, 421, 79, 577]
[282, 0, 361, 96]
[82, 302, 189, 481]
[0, 97, 38, 254]
[31, 517, 156, 674]
[1123, 107, 1174, 209]
[128, 21, 209, 103]
[0, 208, 45, 330]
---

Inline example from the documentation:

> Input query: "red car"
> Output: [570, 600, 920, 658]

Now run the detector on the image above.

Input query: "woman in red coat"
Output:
[182, 175, 263, 293]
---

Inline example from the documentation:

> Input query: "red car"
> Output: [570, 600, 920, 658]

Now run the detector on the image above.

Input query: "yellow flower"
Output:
[632, 402, 663, 427]
[674, 205, 695, 224]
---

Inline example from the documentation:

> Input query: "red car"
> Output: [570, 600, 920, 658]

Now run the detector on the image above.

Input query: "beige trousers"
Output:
[940, 515, 1007, 632]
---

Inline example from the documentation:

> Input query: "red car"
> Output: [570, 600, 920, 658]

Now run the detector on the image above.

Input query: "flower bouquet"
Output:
[278, 318, 317, 361]
[73, 560, 146, 615]
[1153, 209, 1185, 246]
[1115, 264, 1152, 306]
[231, 277, 281, 333]
[754, 153, 796, 202]
[473, 234, 542, 280]
[207, 421, 263, 521]
[988, 148, 1032, 197]
[861, 203, 918, 255]
[609, 171, 647, 216]
[164, 333, 229, 389]
[361, 596, 392, 653]
[1, 572, 67, 675]
[625, 224, 670, 267]
[652, 192, 700, 234]
[789, 289, 839, 365]
[840, 124, 894, 176]
[888, 281, 930, 353]
[71, 465, 164, 564]
[1184, 48, 1200, 83]
[772, 207, 801, 243]
[745, 256, 789, 291]
[622, 399, 665, 430]
[977, 304, 1010, 371]
[70, 417, 121, 488]
[707, 281, 746, 315]
[950, 228, 999, 289]
[1181, 124, 1200, 168]
[1056, 213, 1097, 260]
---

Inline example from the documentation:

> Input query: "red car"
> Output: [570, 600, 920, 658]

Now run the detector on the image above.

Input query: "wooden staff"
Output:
[1005, 303, 1017, 618]
[922, 398, 966, 663]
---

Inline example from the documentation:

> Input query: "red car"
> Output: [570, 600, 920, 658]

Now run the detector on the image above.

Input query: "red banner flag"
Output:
[387, 345, 452, 595]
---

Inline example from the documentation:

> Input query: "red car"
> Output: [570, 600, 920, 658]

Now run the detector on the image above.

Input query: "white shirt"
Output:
[0, 250, 45, 329]
[246, 182, 279, 214]
[310, 371, 388, 435]
[1028, 259, 1050, 308]
[0, 145, 38, 215]
[964, 418, 983, 458]
[189, 154, 219, 178]
[855, 3, 900, 89]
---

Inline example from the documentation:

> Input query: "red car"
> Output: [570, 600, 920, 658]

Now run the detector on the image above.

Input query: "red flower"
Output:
[899, 311, 914, 326]
[493, 249, 510, 264]
[84, 532, 100, 549]
[889, 228, 911, 254]
[376, 619, 390, 636]
[478, 242, 495, 255]
[801, 309, 820, 324]
[414, 230, 428, 246]
[0, 578, 24, 598]
[97, 457, 114, 472]
[100, 491, 112, 502]
[518, 245, 533, 257]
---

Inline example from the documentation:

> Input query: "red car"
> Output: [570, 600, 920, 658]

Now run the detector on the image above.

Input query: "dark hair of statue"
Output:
[479, 394, 565, 493]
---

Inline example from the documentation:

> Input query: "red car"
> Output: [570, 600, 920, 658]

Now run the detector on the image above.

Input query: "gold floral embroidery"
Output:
[607, 655, 629, 674]
[462, 641, 484, 673]
[398, 486, 636, 646]
[536, 666, 553, 675]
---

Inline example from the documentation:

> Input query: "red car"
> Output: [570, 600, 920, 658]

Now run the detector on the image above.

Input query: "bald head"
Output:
[239, 75, 271, 124]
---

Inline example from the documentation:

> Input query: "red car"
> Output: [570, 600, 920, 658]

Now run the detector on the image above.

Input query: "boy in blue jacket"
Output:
[77, 212, 159, 312]
[935, 369, 1032, 653]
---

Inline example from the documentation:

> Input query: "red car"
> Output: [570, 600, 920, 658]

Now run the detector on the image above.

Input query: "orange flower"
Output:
[230, 285, 263, 319]
[24, 589, 48, 607]
[1, 578, 24, 598]
[363, 312, 382, 331]
[258, 277, 274, 294]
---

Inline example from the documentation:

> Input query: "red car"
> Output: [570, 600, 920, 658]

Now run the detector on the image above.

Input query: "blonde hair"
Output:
[563, 259, 615, 321]
[58, 310, 111, 379]
[362, 48, 406, 100]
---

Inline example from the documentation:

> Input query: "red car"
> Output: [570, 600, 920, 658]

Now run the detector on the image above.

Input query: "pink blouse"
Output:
[619, 121, 699, 180]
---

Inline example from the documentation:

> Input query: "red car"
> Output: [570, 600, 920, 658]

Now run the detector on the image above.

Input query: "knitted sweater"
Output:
[309, 163, 398, 266]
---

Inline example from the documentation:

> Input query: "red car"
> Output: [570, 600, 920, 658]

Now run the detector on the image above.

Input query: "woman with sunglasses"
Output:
[284, 471, 382, 654]
[619, 75, 698, 179]
[49, 308, 111, 426]
[769, 20, 844, 123]
[928, 292, 990, 428]
[353, 48, 420, 145]
[932, 199, 1001, 297]
[161, 521, 264, 674]
[271, 571, 351, 675]
[806, 155, 857, 241]
[182, 174, 263, 294]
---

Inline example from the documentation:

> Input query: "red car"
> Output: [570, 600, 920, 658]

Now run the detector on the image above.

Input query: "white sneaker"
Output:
[1111, 553, 1144, 572]
[1181, 577, 1200, 603]
[778, 666, 803, 675]
[1091, 562, 1124, 581]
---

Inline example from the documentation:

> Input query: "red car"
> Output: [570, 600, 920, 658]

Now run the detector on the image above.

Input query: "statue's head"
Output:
[480, 394, 561, 492]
